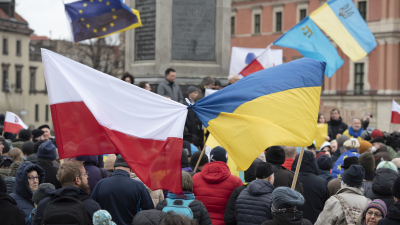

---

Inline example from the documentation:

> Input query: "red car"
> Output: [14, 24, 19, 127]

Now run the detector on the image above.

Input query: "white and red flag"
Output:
[391, 99, 400, 124]
[3, 111, 28, 134]
[41, 49, 187, 193]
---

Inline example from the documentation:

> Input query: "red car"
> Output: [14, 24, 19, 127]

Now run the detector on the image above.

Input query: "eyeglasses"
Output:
[28, 176, 40, 181]
[367, 211, 382, 218]
[81, 171, 89, 177]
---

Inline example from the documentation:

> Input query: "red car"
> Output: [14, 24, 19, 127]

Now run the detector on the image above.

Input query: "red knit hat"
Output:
[371, 129, 383, 138]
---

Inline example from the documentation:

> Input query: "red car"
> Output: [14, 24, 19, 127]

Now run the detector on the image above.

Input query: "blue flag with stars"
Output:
[65, 0, 142, 42]
[332, 149, 360, 178]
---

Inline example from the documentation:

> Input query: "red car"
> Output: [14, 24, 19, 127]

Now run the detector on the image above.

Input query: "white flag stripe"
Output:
[5, 111, 28, 129]
[393, 99, 400, 113]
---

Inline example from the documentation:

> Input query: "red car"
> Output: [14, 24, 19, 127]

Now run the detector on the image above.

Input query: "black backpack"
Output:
[41, 195, 88, 225]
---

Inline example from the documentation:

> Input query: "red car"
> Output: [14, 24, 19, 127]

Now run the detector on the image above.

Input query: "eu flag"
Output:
[65, 0, 142, 42]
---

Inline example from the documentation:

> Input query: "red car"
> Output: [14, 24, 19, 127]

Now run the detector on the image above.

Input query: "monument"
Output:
[125, 0, 231, 89]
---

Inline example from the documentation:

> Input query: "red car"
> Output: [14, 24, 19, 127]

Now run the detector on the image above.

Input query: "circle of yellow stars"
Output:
[78, 1, 117, 33]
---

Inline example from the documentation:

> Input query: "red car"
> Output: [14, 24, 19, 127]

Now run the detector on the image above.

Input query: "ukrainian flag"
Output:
[192, 58, 325, 171]
[310, 0, 376, 61]
[64, 0, 142, 42]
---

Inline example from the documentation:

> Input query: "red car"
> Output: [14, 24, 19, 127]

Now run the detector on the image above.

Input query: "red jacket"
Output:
[193, 161, 243, 225]
[282, 158, 294, 170]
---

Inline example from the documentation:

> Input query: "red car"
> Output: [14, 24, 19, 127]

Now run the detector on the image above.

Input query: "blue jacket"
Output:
[90, 169, 154, 225]
[10, 161, 45, 224]
[235, 179, 274, 225]
[318, 170, 334, 184]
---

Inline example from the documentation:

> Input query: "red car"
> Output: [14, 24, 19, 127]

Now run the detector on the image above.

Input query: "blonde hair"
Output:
[182, 171, 193, 192]
[343, 138, 360, 149]
[8, 148, 23, 162]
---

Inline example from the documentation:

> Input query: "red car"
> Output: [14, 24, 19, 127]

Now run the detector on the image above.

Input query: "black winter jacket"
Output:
[235, 179, 274, 225]
[377, 202, 400, 225]
[37, 158, 62, 189]
[0, 176, 25, 225]
[318, 170, 334, 184]
[156, 192, 212, 225]
[291, 151, 329, 224]
[224, 185, 248, 225]
[261, 209, 312, 225]
[365, 168, 398, 207]
[132, 210, 166, 225]
[327, 118, 348, 140]
[270, 164, 304, 195]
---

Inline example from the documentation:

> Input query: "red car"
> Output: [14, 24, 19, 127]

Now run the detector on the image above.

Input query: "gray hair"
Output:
[227, 73, 238, 81]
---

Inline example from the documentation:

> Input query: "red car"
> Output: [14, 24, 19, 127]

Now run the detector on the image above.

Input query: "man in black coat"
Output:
[0, 176, 24, 225]
[377, 176, 400, 225]
[36, 140, 62, 189]
[291, 151, 329, 224]
[327, 109, 348, 140]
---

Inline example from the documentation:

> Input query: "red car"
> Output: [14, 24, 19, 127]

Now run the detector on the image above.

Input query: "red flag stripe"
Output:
[3, 122, 25, 134]
[391, 111, 400, 124]
[239, 59, 264, 77]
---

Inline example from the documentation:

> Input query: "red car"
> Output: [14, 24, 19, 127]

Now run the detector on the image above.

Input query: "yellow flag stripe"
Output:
[97, 9, 142, 39]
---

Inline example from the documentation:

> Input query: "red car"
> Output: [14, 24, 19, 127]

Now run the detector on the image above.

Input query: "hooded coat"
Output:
[75, 155, 108, 193]
[365, 168, 398, 207]
[291, 151, 329, 224]
[10, 161, 45, 221]
[193, 161, 243, 225]
[270, 164, 304, 195]
[261, 209, 312, 225]
[235, 179, 274, 225]
[132, 210, 166, 225]
[0, 177, 25, 225]
[327, 117, 348, 140]
[319, 170, 334, 184]
[37, 158, 62, 189]
[377, 201, 400, 225]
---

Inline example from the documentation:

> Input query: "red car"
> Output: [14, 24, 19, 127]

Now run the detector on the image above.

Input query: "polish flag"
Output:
[3, 111, 28, 134]
[391, 99, 400, 124]
[239, 47, 275, 77]
[41, 49, 187, 193]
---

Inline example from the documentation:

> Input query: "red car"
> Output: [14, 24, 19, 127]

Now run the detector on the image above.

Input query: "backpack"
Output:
[42, 195, 89, 225]
[162, 198, 195, 219]
[334, 194, 371, 225]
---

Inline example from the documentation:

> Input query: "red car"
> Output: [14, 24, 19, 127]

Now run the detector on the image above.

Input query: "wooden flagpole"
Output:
[193, 145, 207, 173]
[291, 147, 305, 190]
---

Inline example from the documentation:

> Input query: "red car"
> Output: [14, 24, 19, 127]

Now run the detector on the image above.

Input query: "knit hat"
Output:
[32, 183, 55, 205]
[244, 158, 263, 183]
[364, 200, 387, 219]
[18, 129, 31, 141]
[265, 146, 285, 165]
[272, 187, 305, 209]
[343, 156, 360, 169]
[0, 156, 13, 168]
[181, 148, 189, 168]
[342, 164, 365, 187]
[113, 154, 130, 168]
[316, 154, 332, 170]
[360, 130, 371, 140]
[359, 152, 375, 172]
[22, 141, 34, 156]
[104, 154, 116, 171]
[200, 76, 215, 87]
[358, 140, 372, 154]
[392, 158, 400, 170]
[371, 129, 384, 138]
[343, 138, 360, 149]
[2, 140, 10, 154]
[319, 141, 331, 151]
[186, 86, 198, 96]
[38, 124, 50, 130]
[370, 136, 385, 144]
[37, 140, 57, 160]
[31, 129, 44, 139]
[190, 151, 209, 168]
[255, 162, 277, 179]
[337, 135, 350, 147]
[93, 210, 116, 225]
[392, 176, 400, 199]
[377, 161, 398, 173]
[34, 140, 45, 154]
[210, 146, 227, 163]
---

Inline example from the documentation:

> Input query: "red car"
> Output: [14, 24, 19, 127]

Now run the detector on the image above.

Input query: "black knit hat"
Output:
[18, 129, 31, 141]
[210, 146, 227, 163]
[255, 162, 278, 179]
[32, 183, 55, 205]
[34, 140, 45, 154]
[22, 141, 35, 155]
[342, 165, 365, 187]
[244, 158, 263, 183]
[2, 140, 10, 154]
[392, 176, 400, 199]
[343, 156, 360, 169]
[265, 146, 285, 165]
[38, 125, 50, 130]
[32, 129, 44, 139]
[370, 136, 385, 144]
[190, 151, 208, 168]
[359, 152, 375, 172]
[316, 154, 332, 170]
[114, 155, 130, 168]
[0, 156, 13, 168]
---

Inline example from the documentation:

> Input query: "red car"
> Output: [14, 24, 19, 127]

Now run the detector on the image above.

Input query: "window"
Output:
[29, 67, 37, 93]
[354, 63, 364, 95]
[35, 104, 39, 122]
[276, 12, 282, 32]
[231, 16, 235, 35]
[45, 105, 49, 122]
[2, 63, 10, 92]
[16, 40, 21, 56]
[254, 14, 261, 34]
[358, 1, 367, 21]
[3, 38, 8, 55]
[15, 65, 23, 92]
[299, 9, 307, 21]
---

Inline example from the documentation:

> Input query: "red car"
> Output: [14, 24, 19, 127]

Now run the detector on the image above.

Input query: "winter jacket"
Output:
[0, 192, 25, 225]
[291, 151, 329, 224]
[75, 155, 108, 193]
[332, 149, 360, 178]
[0, 168, 8, 179]
[377, 201, 400, 225]
[193, 161, 243, 225]
[386, 145, 399, 159]
[90, 169, 154, 225]
[282, 158, 294, 170]
[342, 128, 363, 142]
[327, 178, 341, 197]
[12, 139, 27, 150]
[319, 169, 334, 184]
[132, 209, 166, 225]
[156, 192, 212, 225]
[235, 179, 274, 225]
[157, 78, 184, 103]
[224, 185, 248, 225]
[37, 158, 62, 189]
[365, 168, 398, 207]
[327, 118, 348, 140]
[315, 187, 371, 225]
[373, 146, 392, 165]
[131, 172, 164, 208]
[261, 209, 312, 225]
[184, 107, 204, 146]
[32, 186, 101, 225]
[271, 164, 304, 195]
[10, 161, 45, 223]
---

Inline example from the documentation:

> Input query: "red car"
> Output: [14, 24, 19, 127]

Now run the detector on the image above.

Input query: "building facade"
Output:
[231, 0, 400, 131]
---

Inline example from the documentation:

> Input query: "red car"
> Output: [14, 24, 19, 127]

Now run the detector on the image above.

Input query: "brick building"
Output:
[231, 0, 400, 131]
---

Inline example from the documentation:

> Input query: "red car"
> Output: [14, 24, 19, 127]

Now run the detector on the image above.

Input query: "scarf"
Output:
[349, 126, 364, 138]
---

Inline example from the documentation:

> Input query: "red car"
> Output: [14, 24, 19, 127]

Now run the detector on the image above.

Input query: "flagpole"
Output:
[193, 145, 207, 173]
[291, 147, 305, 190]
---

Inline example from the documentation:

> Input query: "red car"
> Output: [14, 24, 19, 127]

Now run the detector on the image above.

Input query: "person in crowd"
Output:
[359, 140, 373, 154]
[291, 150, 329, 224]
[392, 158, 400, 171]
[261, 187, 312, 225]
[200, 76, 216, 96]
[0, 176, 24, 225]
[22, 141, 34, 160]
[160, 211, 199, 225]
[327, 108, 349, 140]
[193, 146, 243, 225]
[121, 72, 134, 84]
[190, 151, 209, 175]
[33, 160, 101, 225]
[317, 154, 334, 184]
[156, 171, 211, 225]
[1, 136, 10, 156]
[76, 155, 108, 193]
[315, 165, 370, 225]
[235, 162, 276, 225]
[139, 81, 152, 91]
[132, 210, 166, 225]
[359, 152, 375, 194]
[332, 138, 360, 178]
[184, 133, 200, 155]
[12, 129, 32, 149]
[331, 139, 338, 154]
[31, 129, 44, 143]
[377, 176, 400, 224]
[36, 140, 62, 189]
[319, 141, 332, 157]
[306, 143, 317, 157]
[0, 156, 13, 179]
[93, 210, 117, 225]
[157, 68, 184, 103]
[343, 118, 364, 141]
[328, 156, 360, 196]
[366, 161, 399, 207]
[214, 78, 222, 90]
[186, 86, 199, 105]
[9, 148, 24, 162]
[31, 183, 56, 223]
[359, 199, 387, 225]
[4, 161, 22, 194]
[282, 146, 296, 170]
[27, 140, 45, 164]
[228, 74, 239, 85]
[104, 154, 116, 177]
[10, 161, 44, 223]
[371, 129, 399, 159]
[38, 125, 51, 142]
[318, 113, 326, 124]
[131, 168, 164, 208]
[91, 155, 154, 225]
[0, 136, 4, 155]
[370, 136, 393, 166]
[331, 135, 350, 165]
[181, 149, 193, 172]
[265, 146, 303, 194]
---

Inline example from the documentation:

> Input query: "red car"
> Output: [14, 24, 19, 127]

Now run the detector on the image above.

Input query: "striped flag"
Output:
[3, 111, 28, 134]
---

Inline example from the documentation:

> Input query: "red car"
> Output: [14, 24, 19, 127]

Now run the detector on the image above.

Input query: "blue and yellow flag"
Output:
[332, 149, 360, 178]
[64, 0, 142, 42]
[192, 58, 325, 171]
[274, 17, 344, 78]
[310, 0, 376, 61]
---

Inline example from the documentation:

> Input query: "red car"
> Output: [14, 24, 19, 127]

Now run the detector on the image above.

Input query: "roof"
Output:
[30, 35, 50, 41]
[0, 8, 28, 23]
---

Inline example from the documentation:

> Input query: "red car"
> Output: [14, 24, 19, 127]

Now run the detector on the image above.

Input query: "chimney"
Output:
[0, 0, 15, 18]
